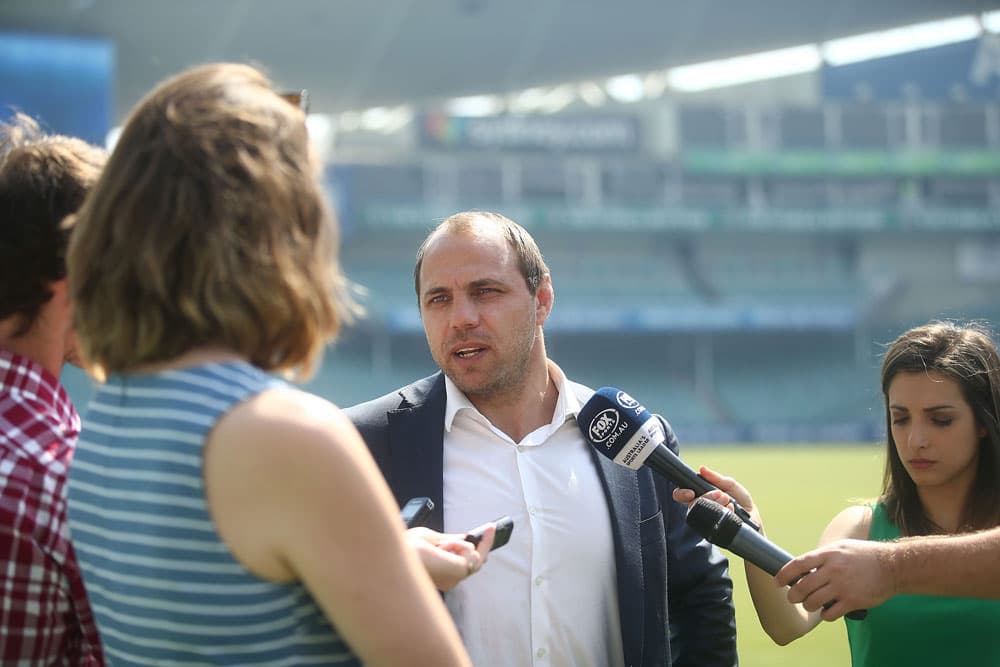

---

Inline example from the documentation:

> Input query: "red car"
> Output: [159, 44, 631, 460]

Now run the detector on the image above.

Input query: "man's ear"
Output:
[535, 274, 554, 324]
[50, 277, 69, 297]
[48, 278, 73, 312]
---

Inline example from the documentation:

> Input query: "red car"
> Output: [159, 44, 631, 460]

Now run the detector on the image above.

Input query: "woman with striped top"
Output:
[64, 63, 478, 666]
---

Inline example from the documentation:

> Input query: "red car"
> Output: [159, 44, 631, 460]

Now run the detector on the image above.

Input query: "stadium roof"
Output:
[3, 0, 1000, 118]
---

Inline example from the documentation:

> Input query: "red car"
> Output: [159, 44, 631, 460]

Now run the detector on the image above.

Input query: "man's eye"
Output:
[892, 416, 909, 426]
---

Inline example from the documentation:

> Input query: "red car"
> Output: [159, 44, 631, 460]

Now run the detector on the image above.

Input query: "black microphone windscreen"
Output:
[687, 497, 743, 548]
[578, 387, 665, 470]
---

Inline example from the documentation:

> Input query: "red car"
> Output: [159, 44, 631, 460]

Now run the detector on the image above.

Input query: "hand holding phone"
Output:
[400, 497, 434, 528]
[404, 510, 503, 591]
[464, 516, 514, 552]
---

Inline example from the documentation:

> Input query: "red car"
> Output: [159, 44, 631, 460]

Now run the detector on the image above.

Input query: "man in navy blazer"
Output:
[344, 211, 736, 667]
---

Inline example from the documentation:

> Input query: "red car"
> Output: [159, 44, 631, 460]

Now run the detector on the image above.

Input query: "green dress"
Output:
[844, 503, 1000, 666]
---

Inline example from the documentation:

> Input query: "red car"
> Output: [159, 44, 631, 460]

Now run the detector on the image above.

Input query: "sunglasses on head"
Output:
[279, 90, 309, 114]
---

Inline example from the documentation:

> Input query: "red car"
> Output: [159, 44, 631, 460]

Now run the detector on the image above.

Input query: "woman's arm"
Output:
[205, 388, 472, 667]
[674, 467, 869, 645]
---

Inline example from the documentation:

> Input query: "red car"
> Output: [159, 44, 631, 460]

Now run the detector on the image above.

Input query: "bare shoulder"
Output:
[212, 386, 361, 461]
[203, 386, 383, 580]
[819, 504, 873, 545]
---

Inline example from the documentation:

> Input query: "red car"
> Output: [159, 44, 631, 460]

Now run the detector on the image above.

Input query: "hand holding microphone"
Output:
[674, 459, 870, 622]
[686, 497, 867, 621]
[669, 463, 761, 526]
[577, 386, 870, 641]
[686, 497, 792, 577]
[577, 387, 761, 531]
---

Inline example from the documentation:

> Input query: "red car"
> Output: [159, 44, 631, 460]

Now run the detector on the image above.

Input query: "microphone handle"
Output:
[731, 515, 867, 621]
[730, 505, 761, 533]
[730, 526, 795, 575]
[646, 446, 762, 532]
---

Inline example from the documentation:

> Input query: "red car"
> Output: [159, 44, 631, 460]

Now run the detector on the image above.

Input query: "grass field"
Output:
[683, 444, 886, 667]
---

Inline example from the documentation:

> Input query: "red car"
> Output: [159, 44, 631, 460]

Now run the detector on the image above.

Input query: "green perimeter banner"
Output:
[362, 204, 1000, 232]
[682, 150, 1000, 176]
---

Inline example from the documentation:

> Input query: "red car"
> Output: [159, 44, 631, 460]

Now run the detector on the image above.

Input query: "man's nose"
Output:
[449, 295, 479, 329]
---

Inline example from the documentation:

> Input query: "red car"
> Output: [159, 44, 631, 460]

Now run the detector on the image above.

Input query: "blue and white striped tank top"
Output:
[68, 361, 361, 666]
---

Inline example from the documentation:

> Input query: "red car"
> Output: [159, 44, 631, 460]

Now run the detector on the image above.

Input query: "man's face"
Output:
[418, 226, 550, 400]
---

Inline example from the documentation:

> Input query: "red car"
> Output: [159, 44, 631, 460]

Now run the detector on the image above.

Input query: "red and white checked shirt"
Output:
[0, 349, 103, 666]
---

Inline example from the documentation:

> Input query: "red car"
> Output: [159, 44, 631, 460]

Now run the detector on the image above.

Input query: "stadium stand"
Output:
[9, 20, 995, 443]
[322, 90, 999, 441]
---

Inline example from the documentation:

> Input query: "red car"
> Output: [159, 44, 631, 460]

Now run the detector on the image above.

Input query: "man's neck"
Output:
[0, 301, 69, 380]
[0, 333, 62, 379]
[469, 362, 559, 443]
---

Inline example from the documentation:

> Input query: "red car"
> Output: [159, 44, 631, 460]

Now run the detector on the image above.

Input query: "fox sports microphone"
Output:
[577, 387, 760, 532]
[687, 497, 867, 620]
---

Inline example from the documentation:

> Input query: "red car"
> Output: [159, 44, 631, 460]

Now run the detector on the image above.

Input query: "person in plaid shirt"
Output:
[0, 113, 105, 665]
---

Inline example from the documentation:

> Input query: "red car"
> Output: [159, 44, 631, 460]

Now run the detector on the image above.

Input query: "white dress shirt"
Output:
[442, 361, 625, 667]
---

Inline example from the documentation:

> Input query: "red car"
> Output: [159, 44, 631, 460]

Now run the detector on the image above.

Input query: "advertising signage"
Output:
[362, 203, 1000, 233]
[420, 112, 640, 153]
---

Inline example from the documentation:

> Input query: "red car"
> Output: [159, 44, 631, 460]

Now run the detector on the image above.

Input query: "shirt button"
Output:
[517, 445, 525, 452]
[536, 648, 547, 658]
[534, 576, 544, 586]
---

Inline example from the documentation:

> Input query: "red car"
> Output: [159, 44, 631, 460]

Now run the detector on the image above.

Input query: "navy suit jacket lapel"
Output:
[385, 375, 448, 531]
[591, 448, 644, 667]
[575, 384, 645, 665]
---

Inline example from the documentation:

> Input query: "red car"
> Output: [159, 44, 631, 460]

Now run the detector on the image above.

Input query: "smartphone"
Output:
[464, 516, 514, 551]
[400, 496, 434, 528]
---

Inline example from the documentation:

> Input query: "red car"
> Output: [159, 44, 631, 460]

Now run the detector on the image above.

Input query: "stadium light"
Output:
[359, 107, 391, 131]
[667, 44, 821, 92]
[381, 105, 414, 133]
[354, 105, 412, 133]
[643, 71, 670, 99]
[538, 85, 577, 113]
[445, 94, 504, 117]
[984, 10, 1000, 33]
[337, 111, 361, 133]
[508, 86, 550, 113]
[305, 114, 332, 143]
[578, 81, 607, 107]
[606, 74, 645, 103]
[305, 114, 335, 160]
[822, 15, 982, 66]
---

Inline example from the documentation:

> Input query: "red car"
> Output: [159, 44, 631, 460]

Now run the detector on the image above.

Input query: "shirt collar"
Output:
[443, 359, 581, 432]
[0, 348, 79, 436]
